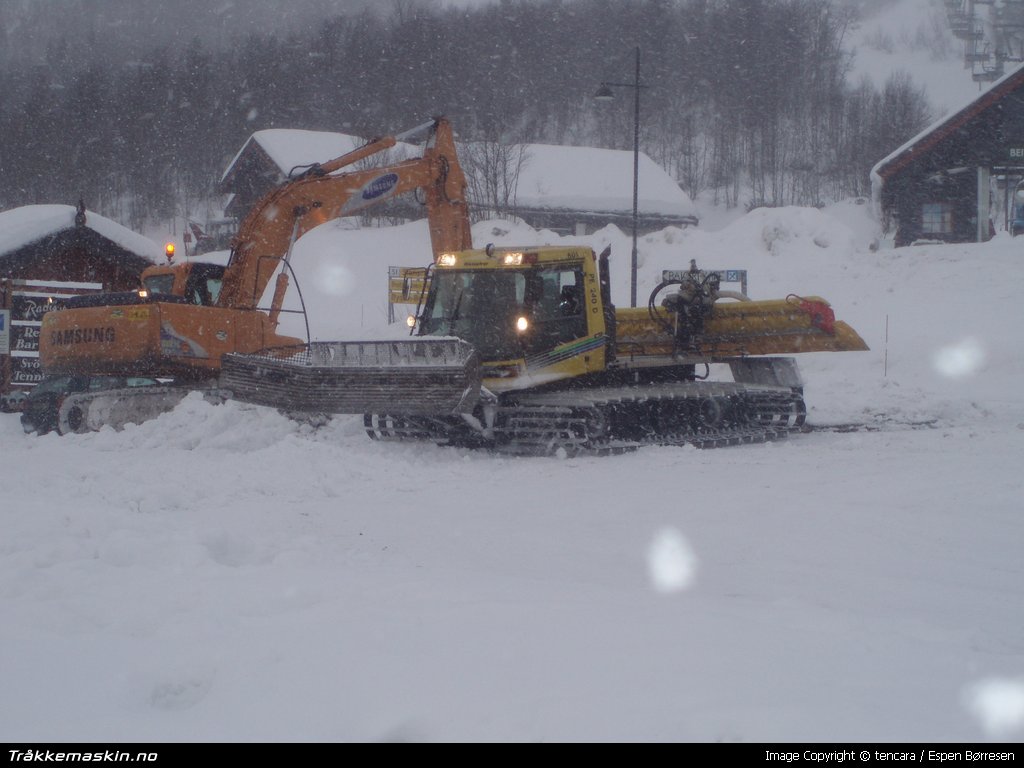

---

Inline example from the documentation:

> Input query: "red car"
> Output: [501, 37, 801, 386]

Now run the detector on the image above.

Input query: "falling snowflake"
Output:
[933, 337, 985, 379]
[964, 678, 1024, 737]
[646, 527, 697, 593]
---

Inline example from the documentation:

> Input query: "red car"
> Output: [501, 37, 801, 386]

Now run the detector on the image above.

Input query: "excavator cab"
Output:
[182, 263, 225, 306]
[139, 262, 226, 306]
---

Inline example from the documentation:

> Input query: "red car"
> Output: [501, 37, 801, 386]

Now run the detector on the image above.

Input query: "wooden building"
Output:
[491, 142, 699, 236]
[218, 129, 699, 238]
[872, 63, 1024, 246]
[0, 202, 162, 288]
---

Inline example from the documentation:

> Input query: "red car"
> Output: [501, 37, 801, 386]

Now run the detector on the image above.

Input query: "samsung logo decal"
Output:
[361, 173, 399, 201]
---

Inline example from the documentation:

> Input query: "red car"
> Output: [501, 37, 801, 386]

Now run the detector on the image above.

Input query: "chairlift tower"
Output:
[946, 0, 1024, 84]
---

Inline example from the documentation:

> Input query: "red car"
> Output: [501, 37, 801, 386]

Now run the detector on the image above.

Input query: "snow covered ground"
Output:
[2, 201, 1022, 743]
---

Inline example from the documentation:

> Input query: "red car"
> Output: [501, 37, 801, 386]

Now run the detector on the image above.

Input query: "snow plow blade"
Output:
[219, 339, 481, 416]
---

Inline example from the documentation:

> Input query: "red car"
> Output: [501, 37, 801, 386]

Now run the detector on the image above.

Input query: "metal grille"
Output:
[220, 339, 481, 415]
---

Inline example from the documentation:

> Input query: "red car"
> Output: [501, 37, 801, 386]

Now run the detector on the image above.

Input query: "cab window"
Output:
[184, 266, 226, 306]
[522, 268, 587, 351]
[143, 275, 175, 295]
[205, 278, 222, 305]
[420, 267, 589, 360]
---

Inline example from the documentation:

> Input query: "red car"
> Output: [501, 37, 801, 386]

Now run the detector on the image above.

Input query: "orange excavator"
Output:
[41, 117, 470, 381]
[36, 118, 471, 432]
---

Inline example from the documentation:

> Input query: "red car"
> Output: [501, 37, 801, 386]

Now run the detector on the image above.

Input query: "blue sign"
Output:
[0, 309, 8, 355]
[362, 173, 399, 201]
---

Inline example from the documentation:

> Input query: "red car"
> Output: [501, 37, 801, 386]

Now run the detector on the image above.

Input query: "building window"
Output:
[921, 203, 954, 235]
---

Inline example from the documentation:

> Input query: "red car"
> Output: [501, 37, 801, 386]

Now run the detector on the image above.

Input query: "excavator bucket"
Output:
[219, 339, 481, 416]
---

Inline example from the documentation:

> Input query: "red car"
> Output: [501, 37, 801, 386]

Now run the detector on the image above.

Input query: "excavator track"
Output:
[364, 381, 806, 456]
[56, 385, 210, 435]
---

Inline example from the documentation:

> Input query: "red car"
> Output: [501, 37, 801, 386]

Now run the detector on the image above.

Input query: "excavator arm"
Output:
[217, 117, 471, 316]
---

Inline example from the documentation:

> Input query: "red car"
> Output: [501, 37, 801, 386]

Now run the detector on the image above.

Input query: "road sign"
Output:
[387, 266, 430, 324]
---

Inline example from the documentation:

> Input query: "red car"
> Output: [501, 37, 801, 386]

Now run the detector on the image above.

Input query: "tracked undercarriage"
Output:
[362, 379, 806, 455]
[54, 383, 224, 435]
[219, 338, 808, 455]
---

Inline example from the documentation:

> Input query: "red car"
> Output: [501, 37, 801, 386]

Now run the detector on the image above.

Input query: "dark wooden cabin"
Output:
[873, 63, 1024, 246]
[0, 202, 160, 289]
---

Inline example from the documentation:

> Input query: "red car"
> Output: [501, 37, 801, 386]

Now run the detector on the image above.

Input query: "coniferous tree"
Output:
[0, 0, 935, 227]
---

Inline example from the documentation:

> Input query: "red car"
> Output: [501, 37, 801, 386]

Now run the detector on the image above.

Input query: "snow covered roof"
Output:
[220, 129, 419, 185]
[0, 204, 164, 262]
[222, 128, 696, 221]
[871, 61, 1024, 185]
[510, 143, 696, 220]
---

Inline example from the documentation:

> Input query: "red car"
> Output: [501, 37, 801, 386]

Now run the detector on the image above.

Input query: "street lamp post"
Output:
[595, 45, 643, 308]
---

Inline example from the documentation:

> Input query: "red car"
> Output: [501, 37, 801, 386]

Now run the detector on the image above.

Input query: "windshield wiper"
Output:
[447, 289, 464, 334]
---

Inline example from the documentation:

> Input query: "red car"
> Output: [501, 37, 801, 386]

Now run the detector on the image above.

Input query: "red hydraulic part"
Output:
[787, 294, 835, 334]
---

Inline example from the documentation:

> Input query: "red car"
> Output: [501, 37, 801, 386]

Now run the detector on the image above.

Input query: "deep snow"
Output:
[1, 200, 1022, 743]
